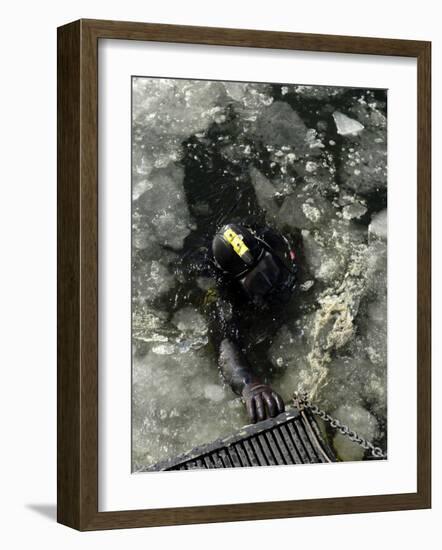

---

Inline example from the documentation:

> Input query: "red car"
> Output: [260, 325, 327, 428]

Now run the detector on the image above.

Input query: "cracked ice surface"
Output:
[132, 79, 388, 467]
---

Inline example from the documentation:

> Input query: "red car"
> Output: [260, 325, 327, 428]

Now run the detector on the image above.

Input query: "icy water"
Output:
[131, 78, 387, 469]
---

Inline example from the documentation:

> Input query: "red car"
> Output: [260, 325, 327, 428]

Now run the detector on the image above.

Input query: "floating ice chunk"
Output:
[332, 404, 379, 461]
[342, 202, 367, 220]
[338, 130, 387, 195]
[253, 101, 308, 150]
[133, 178, 151, 201]
[132, 222, 159, 251]
[132, 307, 170, 345]
[249, 167, 279, 218]
[367, 301, 386, 325]
[222, 83, 273, 127]
[348, 102, 387, 131]
[132, 78, 228, 182]
[133, 309, 166, 331]
[306, 357, 384, 424]
[136, 163, 192, 250]
[300, 280, 314, 292]
[172, 306, 208, 336]
[333, 111, 365, 136]
[365, 322, 387, 367]
[305, 161, 318, 173]
[175, 336, 208, 353]
[277, 196, 322, 231]
[152, 343, 175, 355]
[301, 230, 341, 282]
[204, 384, 226, 402]
[224, 82, 248, 101]
[369, 209, 387, 241]
[302, 203, 322, 223]
[268, 325, 305, 373]
[133, 78, 227, 141]
[305, 129, 325, 149]
[133, 260, 175, 304]
[292, 85, 347, 100]
[316, 258, 340, 282]
[132, 347, 248, 468]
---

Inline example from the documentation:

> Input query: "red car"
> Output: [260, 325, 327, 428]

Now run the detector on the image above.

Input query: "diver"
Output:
[178, 125, 299, 425]
[204, 222, 298, 424]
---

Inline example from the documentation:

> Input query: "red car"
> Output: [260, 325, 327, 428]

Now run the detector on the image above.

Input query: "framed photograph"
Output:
[57, 19, 431, 530]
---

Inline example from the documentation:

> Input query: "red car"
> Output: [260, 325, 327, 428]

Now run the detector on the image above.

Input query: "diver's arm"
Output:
[206, 288, 285, 423]
[218, 339, 259, 395]
[208, 300, 259, 395]
[218, 338, 285, 423]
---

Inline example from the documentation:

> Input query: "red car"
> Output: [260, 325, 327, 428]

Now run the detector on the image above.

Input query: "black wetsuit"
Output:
[180, 224, 297, 397]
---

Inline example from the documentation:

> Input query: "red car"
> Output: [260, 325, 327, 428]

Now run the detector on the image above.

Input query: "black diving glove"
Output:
[242, 382, 285, 424]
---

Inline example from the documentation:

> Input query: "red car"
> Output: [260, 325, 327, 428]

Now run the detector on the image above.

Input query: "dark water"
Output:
[131, 79, 387, 469]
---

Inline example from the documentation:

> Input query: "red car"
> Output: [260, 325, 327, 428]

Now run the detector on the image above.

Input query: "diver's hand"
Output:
[242, 383, 285, 424]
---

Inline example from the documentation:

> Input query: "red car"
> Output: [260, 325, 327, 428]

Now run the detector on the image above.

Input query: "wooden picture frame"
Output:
[57, 18, 431, 530]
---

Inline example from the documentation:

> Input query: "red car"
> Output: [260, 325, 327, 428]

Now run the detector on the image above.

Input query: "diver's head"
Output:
[212, 223, 296, 306]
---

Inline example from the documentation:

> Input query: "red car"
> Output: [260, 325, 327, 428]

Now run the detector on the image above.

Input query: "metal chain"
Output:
[294, 392, 387, 460]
